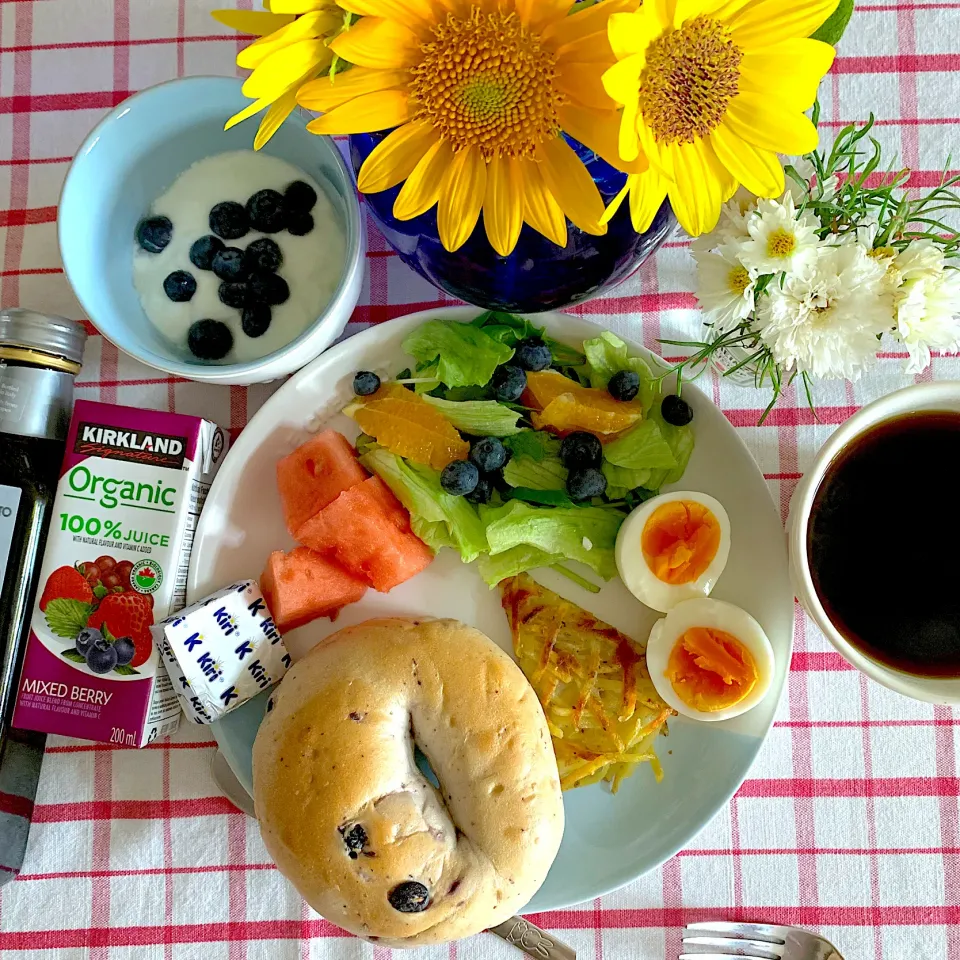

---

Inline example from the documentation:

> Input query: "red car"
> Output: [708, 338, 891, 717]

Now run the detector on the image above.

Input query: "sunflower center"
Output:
[409, 7, 563, 160]
[639, 16, 742, 146]
[728, 265, 751, 296]
[767, 228, 796, 258]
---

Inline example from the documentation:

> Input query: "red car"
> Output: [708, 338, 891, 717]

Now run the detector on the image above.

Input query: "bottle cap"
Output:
[0, 308, 87, 367]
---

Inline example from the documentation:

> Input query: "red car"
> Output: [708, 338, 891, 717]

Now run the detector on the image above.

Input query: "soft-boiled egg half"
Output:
[645, 598, 774, 721]
[615, 491, 731, 612]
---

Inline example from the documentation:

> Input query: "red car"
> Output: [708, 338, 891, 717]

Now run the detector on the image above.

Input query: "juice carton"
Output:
[12, 401, 226, 746]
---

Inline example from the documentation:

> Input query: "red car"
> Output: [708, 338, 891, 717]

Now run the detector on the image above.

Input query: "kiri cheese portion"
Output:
[156, 580, 291, 724]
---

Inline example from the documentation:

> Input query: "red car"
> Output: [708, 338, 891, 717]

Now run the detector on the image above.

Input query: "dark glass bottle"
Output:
[0, 309, 84, 879]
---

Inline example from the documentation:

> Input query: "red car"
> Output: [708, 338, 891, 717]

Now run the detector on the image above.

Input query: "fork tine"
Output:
[684, 922, 788, 944]
[680, 935, 783, 959]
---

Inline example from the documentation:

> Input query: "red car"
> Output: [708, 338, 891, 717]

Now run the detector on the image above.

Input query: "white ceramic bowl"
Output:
[789, 382, 960, 704]
[59, 76, 364, 385]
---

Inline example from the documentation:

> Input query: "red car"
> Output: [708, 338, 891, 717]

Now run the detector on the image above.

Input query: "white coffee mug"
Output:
[788, 382, 960, 705]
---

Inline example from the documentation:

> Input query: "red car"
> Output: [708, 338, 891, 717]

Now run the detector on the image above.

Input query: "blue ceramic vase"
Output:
[350, 132, 676, 313]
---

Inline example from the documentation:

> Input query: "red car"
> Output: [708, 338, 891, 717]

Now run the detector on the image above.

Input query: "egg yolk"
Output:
[666, 627, 758, 712]
[641, 500, 722, 584]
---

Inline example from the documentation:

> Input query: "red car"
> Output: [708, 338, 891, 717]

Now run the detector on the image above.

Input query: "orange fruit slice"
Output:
[524, 372, 641, 437]
[354, 384, 469, 471]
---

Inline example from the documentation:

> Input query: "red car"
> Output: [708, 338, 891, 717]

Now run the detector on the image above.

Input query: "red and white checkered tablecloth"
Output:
[2, 1, 960, 957]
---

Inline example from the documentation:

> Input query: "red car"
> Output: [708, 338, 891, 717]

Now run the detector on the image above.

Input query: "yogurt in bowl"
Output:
[58, 76, 364, 386]
[133, 150, 345, 364]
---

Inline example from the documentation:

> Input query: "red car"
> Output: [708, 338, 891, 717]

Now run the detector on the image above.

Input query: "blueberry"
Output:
[284, 180, 318, 212]
[514, 337, 552, 372]
[608, 370, 640, 402]
[75, 627, 103, 657]
[241, 303, 272, 338]
[212, 247, 247, 282]
[491, 364, 527, 402]
[209, 201, 249, 240]
[243, 237, 283, 274]
[353, 371, 381, 397]
[135, 216, 173, 253]
[86, 639, 118, 675]
[113, 636, 135, 667]
[189, 234, 224, 271]
[248, 272, 289, 306]
[163, 270, 197, 303]
[218, 281, 249, 310]
[388, 881, 430, 913]
[469, 437, 508, 473]
[440, 460, 480, 497]
[560, 431, 603, 470]
[188, 319, 233, 361]
[246, 189, 286, 233]
[341, 823, 367, 859]
[567, 467, 607, 501]
[661, 394, 694, 426]
[286, 212, 314, 236]
[465, 474, 494, 505]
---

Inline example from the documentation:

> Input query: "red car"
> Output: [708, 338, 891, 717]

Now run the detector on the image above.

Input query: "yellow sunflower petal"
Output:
[556, 63, 616, 111]
[728, 0, 840, 48]
[635, 112, 673, 177]
[254, 88, 300, 150]
[606, 9, 660, 60]
[558, 29, 623, 63]
[211, 10, 295, 36]
[306, 88, 411, 134]
[602, 52, 645, 106]
[484, 155, 524, 257]
[516, 0, 571, 32]
[522, 161, 568, 247]
[357, 121, 440, 193]
[536, 136, 606, 236]
[336, 0, 436, 35]
[237, 11, 341, 69]
[394, 139, 455, 220]
[437, 147, 487, 253]
[329, 16, 422, 69]
[600, 178, 631, 227]
[667, 140, 723, 236]
[559, 104, 647, 174]
[545, 0, 638, 56]
[724, 92, 820, 155]
[242, 39, 330, 99]
[710, 124, 784, 197]
[225, 95, 275, 131]
[630, 168, 669, 233]
[270, 0, 339, 12]
[738, 39, 836, 111]
[297, 67, 409, 111]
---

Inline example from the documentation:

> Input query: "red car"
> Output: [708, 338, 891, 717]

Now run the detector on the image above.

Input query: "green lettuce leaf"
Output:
[503, 455, 567, 490]
[582, 331, 658, 412]
[422, 395, 523, 436]
[476, 543, 562, 587]
[602, 460, 652, 494]
[502, 430, 561, 462]
[359, 449, 488, 563]
[475, 312, 585, 365]
[507, 488, 575, 507]
[401, 319, 513, 387]
[643, 405, 695, 488]
[603, 418, 678, 471]
[481, 500, 622, 579]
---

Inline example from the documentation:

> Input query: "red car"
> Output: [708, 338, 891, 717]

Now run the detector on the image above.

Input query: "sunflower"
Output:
[297, 0, 644, 255]
[213, 1, 350, 149]
[600, 0, 839, 237]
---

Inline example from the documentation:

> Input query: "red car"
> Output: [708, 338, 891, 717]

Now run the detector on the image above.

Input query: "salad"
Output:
[342, 311, 695, 592]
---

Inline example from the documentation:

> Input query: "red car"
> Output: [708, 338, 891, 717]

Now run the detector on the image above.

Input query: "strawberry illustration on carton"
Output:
[13, 401, 226, 748]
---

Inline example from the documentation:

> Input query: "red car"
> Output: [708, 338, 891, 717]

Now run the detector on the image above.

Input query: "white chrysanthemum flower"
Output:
[894, 238, 944, 282]
[690, 190, 756, 255]
[754, 243, 891, 380]
[695, 244, 757, 333]
[894, 267, 960, 374]
[739, 195, 821, 275]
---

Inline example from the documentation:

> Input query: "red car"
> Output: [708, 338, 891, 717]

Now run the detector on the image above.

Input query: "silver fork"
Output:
[680, 922, 844, 960]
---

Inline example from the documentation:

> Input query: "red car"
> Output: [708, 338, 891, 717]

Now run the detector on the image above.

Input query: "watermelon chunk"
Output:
[261, 547, 367, 631]
[296, 477, 434, 592]
[276, 430, 368, 536]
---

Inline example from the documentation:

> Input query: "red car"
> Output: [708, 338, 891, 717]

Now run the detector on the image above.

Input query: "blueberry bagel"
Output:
[252, 617, 563, 947]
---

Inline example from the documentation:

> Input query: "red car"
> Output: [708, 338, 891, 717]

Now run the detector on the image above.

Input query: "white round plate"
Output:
[188, 306, 793, 912]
